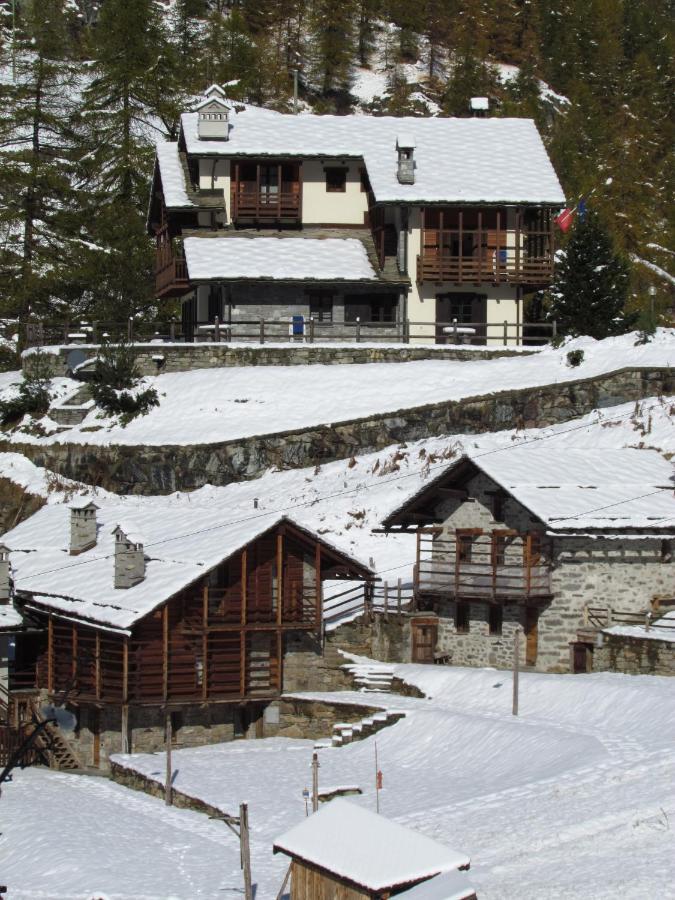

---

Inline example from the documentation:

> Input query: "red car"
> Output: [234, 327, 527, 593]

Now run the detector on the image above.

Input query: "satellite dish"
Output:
[41, 704, 77, 733]
[66, 348, 87, 377]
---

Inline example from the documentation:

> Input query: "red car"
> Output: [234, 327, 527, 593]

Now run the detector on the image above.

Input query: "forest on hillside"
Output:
[0, 0, 672, 331]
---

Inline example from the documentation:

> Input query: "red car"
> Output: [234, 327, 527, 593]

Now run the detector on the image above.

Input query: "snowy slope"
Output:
[4, 666, 673, 899]
[8, 330, 675, 447]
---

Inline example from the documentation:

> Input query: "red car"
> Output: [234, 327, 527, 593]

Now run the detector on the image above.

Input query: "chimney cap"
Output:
[470, 97, 489, 111]
[113, 523, 145, 546]
[396, 134, 416, 150]
[0, 541, 9, 555]
[70, 498, 99, 512]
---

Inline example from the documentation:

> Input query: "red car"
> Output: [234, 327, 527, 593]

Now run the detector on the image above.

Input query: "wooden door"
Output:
[89, 707, 100, 768]
[411, 620, 437, 663]
[524, 607, 538, 666]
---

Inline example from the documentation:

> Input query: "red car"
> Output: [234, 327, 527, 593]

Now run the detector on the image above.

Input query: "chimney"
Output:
[470, 97, 489, 118]
[396, 135, 415, 185]
[0, 543, 10, 603]
[197, 85, 231, 141]
[70, 500, 99, 555]
[113, 524, 146, 589]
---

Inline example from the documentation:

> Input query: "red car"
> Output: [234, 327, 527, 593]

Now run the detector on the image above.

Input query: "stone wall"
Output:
[8, 367, 671, 494]
[594, 633, 675, 676]
[27, 341, 529, 377]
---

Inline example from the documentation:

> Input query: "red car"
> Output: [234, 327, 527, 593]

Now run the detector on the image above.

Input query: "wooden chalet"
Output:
[273, 797, 474, 900]
[147, 86, 565, 344]
[4, 503, 372, 767]
[381, 448, 675, 672]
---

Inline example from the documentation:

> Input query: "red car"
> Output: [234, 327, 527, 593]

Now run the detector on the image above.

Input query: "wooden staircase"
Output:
[26, 699, 82, 771]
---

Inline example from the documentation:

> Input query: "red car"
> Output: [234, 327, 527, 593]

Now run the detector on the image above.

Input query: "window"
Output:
[488, 604, 503, 636]
[308, 292, 334, 323]
[325, 167, 347, 192]
[344, 294, 397, 323]
[455, 601, 470, 633]
[491, 493, 505, 522]
[457, 534, 473, 563]
[492, 533, 509, 567]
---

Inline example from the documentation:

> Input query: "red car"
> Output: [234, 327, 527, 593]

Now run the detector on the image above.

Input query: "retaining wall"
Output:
[594, 633, 675, 676]
[6, 367, 671, 494]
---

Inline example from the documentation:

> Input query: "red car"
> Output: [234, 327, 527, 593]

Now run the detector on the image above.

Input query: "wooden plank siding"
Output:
[290, 860, 373, 900]
[24, 523, 371, 707]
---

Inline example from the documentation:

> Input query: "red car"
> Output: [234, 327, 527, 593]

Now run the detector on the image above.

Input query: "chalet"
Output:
[381, 448, 675, 673]
[148, 86, 565, 344]
[3, 501, 372, 769]
[273, 797, 475, 899]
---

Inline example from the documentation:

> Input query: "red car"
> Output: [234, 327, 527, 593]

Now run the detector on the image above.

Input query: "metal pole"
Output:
[240, 803, 253, 900]
[375, 739, 380, 813]
[311, 752, 319, 812]
[293, 69, 299, 114]
[165, 710, 173, 805]
[512, 626, 520, 717]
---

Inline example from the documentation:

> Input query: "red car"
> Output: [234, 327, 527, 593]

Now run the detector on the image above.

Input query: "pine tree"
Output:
[0, 0, 81, 319]
[307, 0, 355, 100]
[546, 210, 635, 339]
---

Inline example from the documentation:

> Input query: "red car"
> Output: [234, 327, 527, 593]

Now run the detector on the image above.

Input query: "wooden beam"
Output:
[240, 631, 246, 697]
[203, 584, 209, 702]
[276, 532, 283, 627]
[95, 632, 101, 701]
[241, 548, 247, 626]
[72, 623, 78, 682]
[122, 638, 129, 705]
[315, 542, 322, 631]
[162, 604, 169, 703]
[47, 614, 53, 693]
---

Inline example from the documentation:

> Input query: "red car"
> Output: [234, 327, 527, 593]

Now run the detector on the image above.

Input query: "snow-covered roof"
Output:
[0, 603, 24, 631]
[156, 141, 194, 209]
[179, 106, 565, 205]
[3, 504, 372, 632]
[383, 448, 675, 532]
[273, 798, 469, 892]
[399, 868, 476, 900]
[183, 236, 377, 282]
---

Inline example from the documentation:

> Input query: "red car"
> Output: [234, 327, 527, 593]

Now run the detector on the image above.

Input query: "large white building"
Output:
[148, 85, 566, 344]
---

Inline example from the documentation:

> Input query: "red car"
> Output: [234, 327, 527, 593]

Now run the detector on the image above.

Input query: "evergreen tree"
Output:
[546, 210, 635, 338]
[0, 0, 81, 319]
[307, 0, 355, 100]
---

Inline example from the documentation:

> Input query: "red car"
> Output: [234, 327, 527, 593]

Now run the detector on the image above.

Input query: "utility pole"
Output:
[512, 626, 520, 717]
[311, 752, 320, 812]
[239, 803, 253, 900]
[165, 710, 173, 806]
[292, 69, 299, 114]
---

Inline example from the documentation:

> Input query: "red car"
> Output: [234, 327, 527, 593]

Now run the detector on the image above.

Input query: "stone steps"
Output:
[49, 385, 94, 426]
[327, 709, 405, 748]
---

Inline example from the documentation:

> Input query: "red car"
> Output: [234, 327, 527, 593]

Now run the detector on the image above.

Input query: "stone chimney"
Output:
[70, 500, 99, 556]
[396, 135, 415, 185]
[470, 96, 489, 117]
[0, 543, 10, 603]
[197, 85, 231, 141]
[113, 524, 146, 590]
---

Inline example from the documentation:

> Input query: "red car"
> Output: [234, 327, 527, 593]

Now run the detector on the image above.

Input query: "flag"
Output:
[577, 198, 587, 221]
[555, 207, 575, 233]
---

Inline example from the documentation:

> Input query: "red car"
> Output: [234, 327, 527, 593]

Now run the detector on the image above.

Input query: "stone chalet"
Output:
[1, 500, 372, 769]
[381, 448, 675, 673]
[148, 84, 565, 345]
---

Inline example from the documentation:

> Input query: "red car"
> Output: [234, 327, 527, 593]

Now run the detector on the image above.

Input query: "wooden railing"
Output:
[418, 252, 554, 285]
[231, 187, 301, 223]
[155, 255, 189, 297]
[323, 580, 415, 633]
[585, 605, 675, 633]
[416, 530, 551, 601]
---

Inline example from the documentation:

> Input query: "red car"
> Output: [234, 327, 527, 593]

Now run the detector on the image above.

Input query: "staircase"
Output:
[27, 700, 82, 770]
[327, 709, 405, 748]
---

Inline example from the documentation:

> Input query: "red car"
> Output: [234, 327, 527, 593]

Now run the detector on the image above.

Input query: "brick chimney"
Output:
[113, 524, 146, 589]
[396, 135, 415, 185]
[70, 500, 99, 555]
[0, 543, 10, 603]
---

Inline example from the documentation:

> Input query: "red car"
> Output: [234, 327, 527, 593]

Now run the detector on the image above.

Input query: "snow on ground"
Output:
[8, 330, 675, 447]
[4, 666, 673, 899]
[1, 394, 673, 591]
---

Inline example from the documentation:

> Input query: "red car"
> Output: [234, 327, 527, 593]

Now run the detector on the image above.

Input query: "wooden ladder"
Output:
[28, 700, 82, 771]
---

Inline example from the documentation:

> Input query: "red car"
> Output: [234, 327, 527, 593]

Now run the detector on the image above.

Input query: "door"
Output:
[524, 607, 539, 666]
[411, 620, 437, 663]
[435, 293, 486, 344]
[89, 707, 101, 768]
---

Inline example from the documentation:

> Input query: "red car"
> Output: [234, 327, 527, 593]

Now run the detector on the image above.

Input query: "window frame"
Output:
[455, 601, 470, 634]
[325, 166, 348, 193]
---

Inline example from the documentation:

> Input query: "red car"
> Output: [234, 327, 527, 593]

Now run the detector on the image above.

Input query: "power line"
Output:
[13, 397, 673, 583]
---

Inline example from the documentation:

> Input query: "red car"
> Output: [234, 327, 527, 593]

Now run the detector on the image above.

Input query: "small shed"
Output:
[273, 798, 472, 899]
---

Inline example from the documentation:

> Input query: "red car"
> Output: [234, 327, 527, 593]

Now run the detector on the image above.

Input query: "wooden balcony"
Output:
[155, 256, 189, 298]
[416, 529, 552, 601]
[417, 251, 554, 285]
[231, 187, 301, 224]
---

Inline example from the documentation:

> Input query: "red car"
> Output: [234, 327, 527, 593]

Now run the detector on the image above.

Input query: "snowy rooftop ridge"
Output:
[183, 236, 377, 282]
[273, 797, 470, 892]
[178, 105, 566, 205]
[383, 447, 675, 532]
[156, 141, 194, 209]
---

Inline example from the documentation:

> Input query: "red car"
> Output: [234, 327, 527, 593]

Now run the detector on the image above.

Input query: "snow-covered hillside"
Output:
[3, 665, 674, 899]
[7, 330, 675, 447]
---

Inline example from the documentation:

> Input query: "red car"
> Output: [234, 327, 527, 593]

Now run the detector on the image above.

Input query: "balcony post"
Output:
[495, 211, 501, 284]
[515, 207, 521, 281]
[503, 320, 508, 344]
[458, 210, 463, 283]
[477, 210, 483, 281]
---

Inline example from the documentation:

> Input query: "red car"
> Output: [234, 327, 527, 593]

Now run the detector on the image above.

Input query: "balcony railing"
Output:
[155, 256, 189, 298]
[231, 187, 301, 223]
[416, 530, 552, 601]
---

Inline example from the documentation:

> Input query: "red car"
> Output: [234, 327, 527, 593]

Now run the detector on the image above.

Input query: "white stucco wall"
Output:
[198, 158, 231, 223]
[300, 159, 368, 225]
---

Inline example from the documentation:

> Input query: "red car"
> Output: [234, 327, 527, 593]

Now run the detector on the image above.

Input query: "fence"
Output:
[322, 580, 415, 634]
[15, 317, 558, 349]
[585, 605, 675, 634]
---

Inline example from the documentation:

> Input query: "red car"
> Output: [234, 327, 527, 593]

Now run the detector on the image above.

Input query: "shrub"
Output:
[566, 349, 585, 367]
[90, 339, 158, 424]
[0, 350, 53, 425]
